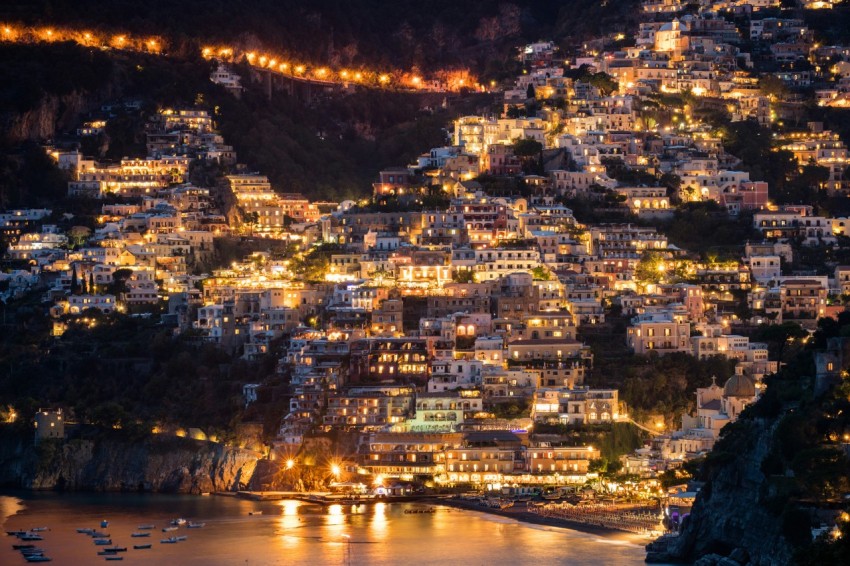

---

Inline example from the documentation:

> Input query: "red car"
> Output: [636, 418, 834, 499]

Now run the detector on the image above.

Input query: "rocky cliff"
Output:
[647, 418, 794, 566]
[1, 90, 110, 143]
[0, 431, 261, 493]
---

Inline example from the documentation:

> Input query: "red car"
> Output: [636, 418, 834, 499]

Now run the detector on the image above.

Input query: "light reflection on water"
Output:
[0, 493, 645, 565]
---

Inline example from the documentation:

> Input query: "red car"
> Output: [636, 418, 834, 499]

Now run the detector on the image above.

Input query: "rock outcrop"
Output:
[646, 419, 794, 565]
[0, 432, 261, 493]
[1, 90, 107, 143]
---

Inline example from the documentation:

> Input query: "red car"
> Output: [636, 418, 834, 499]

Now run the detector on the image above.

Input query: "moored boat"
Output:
[13, 544, 36, 550]
[24, 556, 52, 563]
[19, 534, 43, 541]
[105, 547, 127, 552]
[77, 528, 95, 534]
[137, 524, 155, 530]
[30, 527, 48, 532]
[93, 539, 113, 545]
[187, 522, 205, 528]
[105, 557, 123, 562]
[170, 518, 187, 526]
[162, 526, 177, 532]
[133, 544, 152, 550]
[97, 551, 117, 556]
[131, 532, 150, 537]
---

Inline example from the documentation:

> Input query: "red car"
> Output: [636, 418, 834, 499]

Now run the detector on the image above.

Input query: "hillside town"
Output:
[4, 0, 850, 545]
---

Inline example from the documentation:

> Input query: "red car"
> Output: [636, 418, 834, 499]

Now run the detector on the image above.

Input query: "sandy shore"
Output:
[437, 498, 647, 542]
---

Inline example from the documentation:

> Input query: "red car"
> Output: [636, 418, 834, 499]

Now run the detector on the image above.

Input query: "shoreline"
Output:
[436, 498, 647, 542]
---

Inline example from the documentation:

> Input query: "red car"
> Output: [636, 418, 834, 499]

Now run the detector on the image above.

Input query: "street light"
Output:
[331, 464, 341, 477]
[286, 459, 295, 469]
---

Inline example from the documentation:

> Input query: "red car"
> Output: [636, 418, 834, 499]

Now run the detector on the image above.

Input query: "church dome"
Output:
[723, 374, 756, 398]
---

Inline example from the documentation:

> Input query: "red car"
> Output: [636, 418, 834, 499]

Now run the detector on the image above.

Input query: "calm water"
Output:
[1, 492, 645, 565]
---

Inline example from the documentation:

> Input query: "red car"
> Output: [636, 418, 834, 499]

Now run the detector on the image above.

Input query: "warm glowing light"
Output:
[354, 72, 362, 80]
[202, 47, 212, 57]
[295, 65, 305, 74]
[340, 70, 349, 78]
[286, 459, 295, 469]
[373, 474, 384, 486]
[411, 76, 421, 85]
[259, 55, 267, 66]
[115, 35, 125, 44]
[378, 74, 390, 84]
[246, 52, 256, 62]
[316, 67, 328, 77]
[268, 58, 276, 67]
[331, 464, 341, 476]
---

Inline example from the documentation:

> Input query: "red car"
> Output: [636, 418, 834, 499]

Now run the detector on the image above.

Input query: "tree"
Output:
[531, 266, 551, 280]
[526, 83, 536, 100]
[110, 268, 134, 298]
[67, 226, 91, 248]
[759, 75, 788, 101]
[70, 264, 80, 295]
[512, 138, 543, 157]
[452, 270, 476, 284]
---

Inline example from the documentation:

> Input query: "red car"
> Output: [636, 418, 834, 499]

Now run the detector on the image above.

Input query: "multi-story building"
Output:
[626, 311, 691, 355]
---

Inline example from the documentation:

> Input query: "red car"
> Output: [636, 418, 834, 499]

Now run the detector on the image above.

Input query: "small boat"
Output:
[170, 518, 187, 526]
[77, 528, 95, 534]
[24, 557, 52, 563]
[137, 524, 155, 530]
[133, 544, 152, 550]
[20, 549, 45, 556]
[13, 544, 36, 550]
[19, 534, 43, 541]
[100, 520, 109, 528]
[97, 551, 117, 556]
[175, 535, 187, 541]
[248, 511, 263, 516]
[161, 526, 177, 532]
[105, 557, 124, 562]
[93, 539, 113, 545]
[90, 532, 109, 538]
[105, 547, 127, 552]
[7, 530, 27, 536]
[187, 522, 205, 528]
[131, 532, 150, 537]
[30, 527, 48, 532]
[160, 537, 178, 544]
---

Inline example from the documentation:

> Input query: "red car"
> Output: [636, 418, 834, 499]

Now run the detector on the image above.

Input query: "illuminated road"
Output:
[0, 23, 481, 93]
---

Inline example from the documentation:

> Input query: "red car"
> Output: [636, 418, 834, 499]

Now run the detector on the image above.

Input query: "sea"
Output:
[1, 492, 646, 565]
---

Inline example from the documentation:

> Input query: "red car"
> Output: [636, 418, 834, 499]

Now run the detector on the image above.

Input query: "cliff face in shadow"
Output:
[0, 431, 261, 493]
[1, 91, 101, 143]
[648, 419, 795, 566]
